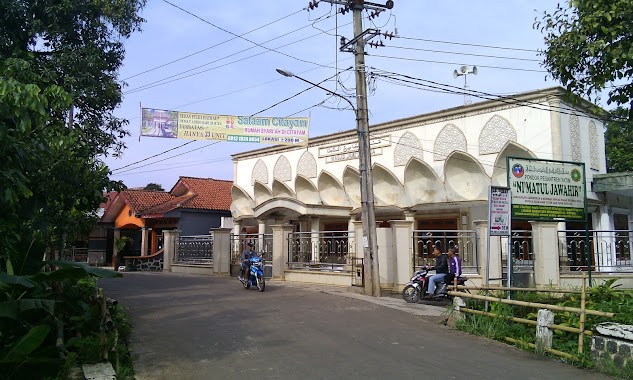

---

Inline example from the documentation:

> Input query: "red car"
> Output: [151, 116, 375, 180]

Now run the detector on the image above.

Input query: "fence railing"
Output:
[412, 230, 477, 273]
[176, 235, 213, 264]
[287, 231, 355, 272]
[558, 230, 632, 273]
[508, 230, 534, 272]
[62, 248, 89, 263]
[230, 233, 273, 265]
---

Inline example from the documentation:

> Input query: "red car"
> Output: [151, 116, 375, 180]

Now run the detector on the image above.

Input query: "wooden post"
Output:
[578, 272, 587, 354]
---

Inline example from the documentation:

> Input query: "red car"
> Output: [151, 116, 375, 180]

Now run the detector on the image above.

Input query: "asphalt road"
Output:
[99, 273, 611, 380]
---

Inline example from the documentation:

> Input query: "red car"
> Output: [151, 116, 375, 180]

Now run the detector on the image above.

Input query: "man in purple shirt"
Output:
[445, 248, 462, 285]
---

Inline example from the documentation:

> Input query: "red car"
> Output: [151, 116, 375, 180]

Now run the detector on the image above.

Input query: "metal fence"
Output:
[287, 230, 355, 272]
[509, 230, 534, 272]
[558, 230, 633, 272]
[176, 235, 213, 264]
[412, 230, 477, 273]
[230, 234, 273, 264]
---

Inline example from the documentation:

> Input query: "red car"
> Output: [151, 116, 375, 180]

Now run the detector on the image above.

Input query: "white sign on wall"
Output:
[318, 134, 391, 163]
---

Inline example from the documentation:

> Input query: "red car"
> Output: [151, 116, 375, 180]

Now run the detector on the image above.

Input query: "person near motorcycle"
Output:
[425, 247, 449, 298]
[444, 248, 462, 286]
[240, 242, 256, 281]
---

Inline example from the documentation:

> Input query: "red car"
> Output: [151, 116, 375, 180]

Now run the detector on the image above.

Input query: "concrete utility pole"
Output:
[316, 0, 394, 296]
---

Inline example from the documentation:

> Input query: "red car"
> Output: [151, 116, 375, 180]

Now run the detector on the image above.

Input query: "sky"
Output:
[104, 0, 561, 190]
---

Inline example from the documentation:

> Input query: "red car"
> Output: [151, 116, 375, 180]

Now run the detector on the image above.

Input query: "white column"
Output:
[390, 220, 414, 289]
[530, 221, 561, 288]
[113, 228, 120, 269]
[141, 227, 149, 256]
[258, 219, 266, 253]
[474, 220, 502, 285]
[233, 220, 242, 236]
[162, 230, 180, 272]
[597, 206, 616, 271]
[547, 96, 563, 161]
[310, 218, 320, 263]
[271, 224, 294, 279]
[211, 228, 231, 275]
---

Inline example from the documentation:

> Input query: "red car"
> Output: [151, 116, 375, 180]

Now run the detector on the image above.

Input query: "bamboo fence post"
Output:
[578, 272, 587, 355]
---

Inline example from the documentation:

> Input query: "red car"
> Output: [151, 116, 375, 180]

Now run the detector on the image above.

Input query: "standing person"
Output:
[240, 242, 255, 281]
[444, 248, 462, 286]
[426, 247, 449, 298]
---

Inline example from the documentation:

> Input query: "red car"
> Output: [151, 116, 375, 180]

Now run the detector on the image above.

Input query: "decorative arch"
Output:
[342, 166, 361, 208]
[272, 179, 295, 198]
[297, 150, 317, 178]
[491, 141, 537, 186]
[317, 171, 348, 206]
[444, 151, 490, 201]
[295, 175, 321, 205]
[273, 155, 292, 181]
[479, 115, 517, 155]
[434, 124, 467, 161]
[394, 132, 424, 166]
[589, 121, 600, 170]
[404, 158, 446, 204]
[253, 181, 273, 205]
[569, 114, 582, 162]
[251, 159, 268, 185]
[231, 185, 255, 217]
[372, 164, 406, 207]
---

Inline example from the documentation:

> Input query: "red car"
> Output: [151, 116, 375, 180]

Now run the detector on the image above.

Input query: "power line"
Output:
[113, 141, 220, 174]
[122, 8, 304, 81]
[396, 35, 539, 53]
[368, 54, 547, 73]
[123, 21, 350, 95]
[163, 0, 332, 68]
[385, 45, 542, 63]
[111, 141, 195, 172]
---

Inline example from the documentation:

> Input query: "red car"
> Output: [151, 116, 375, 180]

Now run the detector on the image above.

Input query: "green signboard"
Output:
[507, 157, 587, 221]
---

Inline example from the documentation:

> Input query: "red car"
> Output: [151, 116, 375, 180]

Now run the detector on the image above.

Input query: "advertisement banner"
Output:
[488, 186, 511, 236]
[507, 157, 586, 221]
[140, 108, 309, 146]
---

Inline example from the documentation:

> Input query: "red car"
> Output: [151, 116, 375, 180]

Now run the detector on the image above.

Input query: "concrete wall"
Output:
[173, 210, 230, 236]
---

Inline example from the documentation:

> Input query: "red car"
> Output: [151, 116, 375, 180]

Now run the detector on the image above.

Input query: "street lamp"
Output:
[276, 68, 381, 297]
[275, 69, 356, 111]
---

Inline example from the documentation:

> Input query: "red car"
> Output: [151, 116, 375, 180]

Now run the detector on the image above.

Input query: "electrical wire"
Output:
[113, 141, 220, 174]
[385, 45, 542, 63]
[396, 35, 539, 53]
[122, 8, 304, 81]
[368, 54, 547, 73]
[163, 0, 332, 69]
[111, 141, 195, 172]
[123, 21, 351, 95]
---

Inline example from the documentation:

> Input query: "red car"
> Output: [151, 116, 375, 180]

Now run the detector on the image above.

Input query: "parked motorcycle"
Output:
[402, 267, 467, 303]
[239, 255, 265, 292]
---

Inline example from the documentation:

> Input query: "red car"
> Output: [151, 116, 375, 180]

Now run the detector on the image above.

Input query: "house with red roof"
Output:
[94, 177, 232, 269]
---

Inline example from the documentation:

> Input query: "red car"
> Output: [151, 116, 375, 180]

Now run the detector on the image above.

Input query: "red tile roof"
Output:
[121, 190, 176, 214]
[174, 177, 233, 211]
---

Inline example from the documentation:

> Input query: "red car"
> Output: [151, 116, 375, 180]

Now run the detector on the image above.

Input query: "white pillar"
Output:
[530, 221, 561, 288]
[141, 227, 149, 256]
[211, 228, 231, 275]
[390, 220, 414, 289]
[162, 230, 180, 272]
[233, 220, 242, 236]
[536, 309, 554, 353]
[474, 220, 502, 285]
[310, 218, 320, 263]
[597, 205, 616, 271]
[271, 224, 294, 279]
[113, 228, 120, 269]
[258, 219, 266, 253]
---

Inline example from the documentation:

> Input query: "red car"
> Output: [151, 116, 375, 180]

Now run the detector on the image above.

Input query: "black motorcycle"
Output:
[402, 268, 467, 303]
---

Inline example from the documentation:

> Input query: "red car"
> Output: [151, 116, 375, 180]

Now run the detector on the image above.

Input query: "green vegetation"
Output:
[455, 279, 633, 378]
[0, 260, 133, 379]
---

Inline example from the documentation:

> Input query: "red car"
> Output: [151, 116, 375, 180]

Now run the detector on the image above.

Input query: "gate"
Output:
[177, 235, 213, 264]
[230, 233, 273, 277]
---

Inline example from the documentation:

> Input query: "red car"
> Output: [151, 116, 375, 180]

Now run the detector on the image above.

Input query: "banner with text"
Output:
[507, 157, 586, 221]
[488, 186, 511, 236]
[140, 108, 309, 146]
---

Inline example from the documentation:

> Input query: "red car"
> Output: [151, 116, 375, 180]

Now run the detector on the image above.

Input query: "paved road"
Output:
[99, 273, 611, 380]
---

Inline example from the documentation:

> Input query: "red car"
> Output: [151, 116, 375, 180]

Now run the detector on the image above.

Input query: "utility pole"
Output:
[314, 0, 394, 296]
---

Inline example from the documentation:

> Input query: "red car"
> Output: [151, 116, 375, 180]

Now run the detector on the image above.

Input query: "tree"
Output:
[605, 107, 633, 172]
[535, 0, 633, 118]
[144, 183, 165, 191]
[0, 1, 147, 273]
